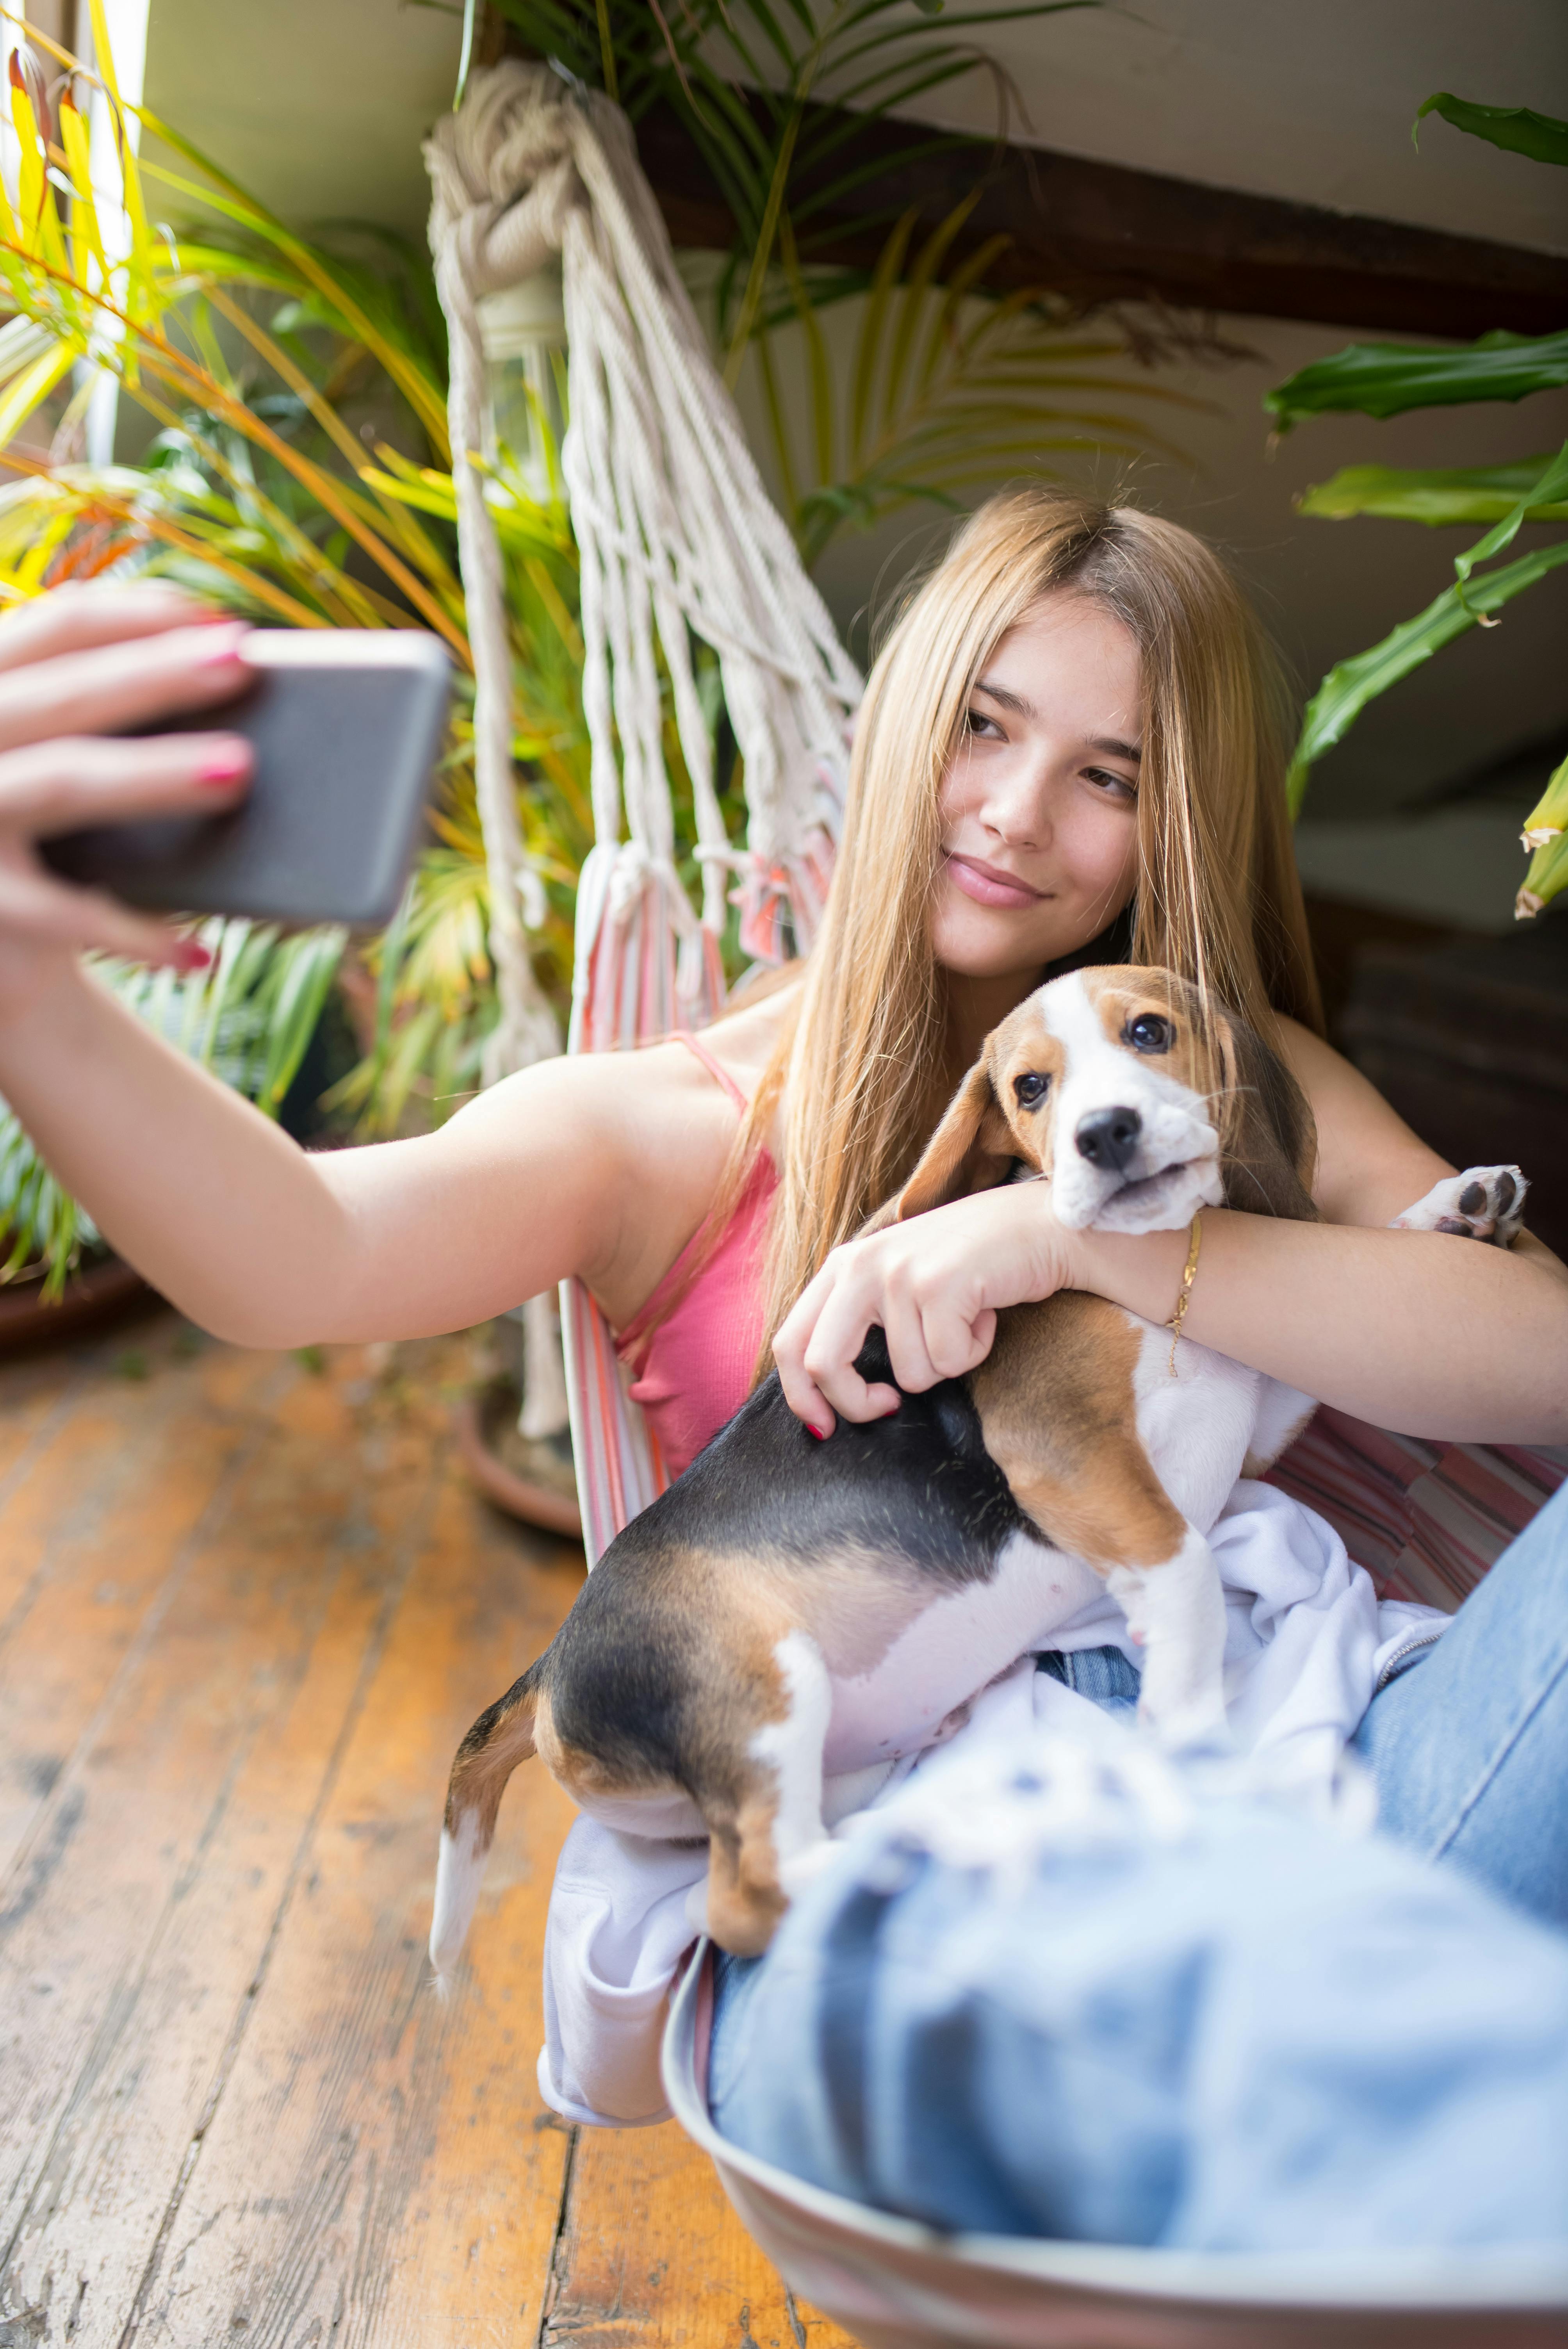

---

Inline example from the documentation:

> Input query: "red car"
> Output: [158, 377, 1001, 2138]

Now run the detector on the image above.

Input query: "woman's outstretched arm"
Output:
[0, 582, 732, 1352]
[0, 955, 638, 1347]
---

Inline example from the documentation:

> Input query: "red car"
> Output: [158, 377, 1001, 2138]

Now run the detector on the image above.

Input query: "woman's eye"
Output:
[965, 708, 1004, 741]
[1085, 767, 1137, 803]
[1014, 1071, 1051, 1107]
[1126, 1014, 1171, 1054]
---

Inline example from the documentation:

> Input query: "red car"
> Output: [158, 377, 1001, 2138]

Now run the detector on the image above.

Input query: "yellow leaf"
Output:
[9, 79, 45, 257]
[58, 91, 107, 283]
[0, 341, 73, 447]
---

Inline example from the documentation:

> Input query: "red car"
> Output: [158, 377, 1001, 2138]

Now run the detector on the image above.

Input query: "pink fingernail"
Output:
[197, 745, 249, 786]
[173, 940, 212, 971]
[196, 626, 249, 666]
[807, 1422, 829, 1441]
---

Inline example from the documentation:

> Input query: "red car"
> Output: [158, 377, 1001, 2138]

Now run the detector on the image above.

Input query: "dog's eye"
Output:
[1014, 1071, 1051, 1107]
[1126, 1014, 1172, 1054]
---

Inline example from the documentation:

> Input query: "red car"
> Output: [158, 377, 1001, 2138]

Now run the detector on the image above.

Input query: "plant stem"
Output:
[595, 0, 620, 103]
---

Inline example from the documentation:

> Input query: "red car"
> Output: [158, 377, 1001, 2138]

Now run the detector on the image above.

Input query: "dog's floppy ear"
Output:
[896, 1059, 1017, 1220]
[1214, 1010, 1319, 1222]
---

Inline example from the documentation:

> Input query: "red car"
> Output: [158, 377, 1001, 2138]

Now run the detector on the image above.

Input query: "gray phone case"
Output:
[41, 631, 452, 929]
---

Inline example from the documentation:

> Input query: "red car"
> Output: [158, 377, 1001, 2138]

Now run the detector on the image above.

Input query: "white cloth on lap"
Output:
[538, 1481, 1443, 2126]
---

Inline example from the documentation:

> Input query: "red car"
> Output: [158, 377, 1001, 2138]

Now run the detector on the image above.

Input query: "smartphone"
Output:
[41, 630, 453, 929]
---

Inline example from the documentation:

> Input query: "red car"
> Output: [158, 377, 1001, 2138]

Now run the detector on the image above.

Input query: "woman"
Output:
[1, 493, 1565, 2129]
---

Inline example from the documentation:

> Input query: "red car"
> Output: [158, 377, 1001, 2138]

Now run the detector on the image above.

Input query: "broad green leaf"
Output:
[1415, 93, 1568, 168]
[1286, 537, 1568, 813]
[1266, 330, 1568, 432]
[1452, 438, 1568, 599]
[1297, 457, 1568, 526]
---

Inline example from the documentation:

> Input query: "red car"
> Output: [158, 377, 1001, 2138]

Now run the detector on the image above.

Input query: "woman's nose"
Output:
[979, 757, 1051, 849]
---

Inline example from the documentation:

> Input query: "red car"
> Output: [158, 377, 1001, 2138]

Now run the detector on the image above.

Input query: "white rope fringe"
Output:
[427, 64, 861, 1522]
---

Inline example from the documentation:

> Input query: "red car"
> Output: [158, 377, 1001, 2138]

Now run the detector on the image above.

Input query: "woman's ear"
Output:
[1214, 1009, 1319, 1222]
[896, 1059, 1016, 1220]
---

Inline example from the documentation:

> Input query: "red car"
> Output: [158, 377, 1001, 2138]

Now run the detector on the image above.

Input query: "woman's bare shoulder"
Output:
[438, 982, 796, 1319]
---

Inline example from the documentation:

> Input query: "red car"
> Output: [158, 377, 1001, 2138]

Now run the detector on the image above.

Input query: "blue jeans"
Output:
[710, 1483, 1568, 2247]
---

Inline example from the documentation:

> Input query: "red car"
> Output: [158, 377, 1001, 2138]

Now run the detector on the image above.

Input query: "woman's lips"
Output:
[944, 852, 1047, 911]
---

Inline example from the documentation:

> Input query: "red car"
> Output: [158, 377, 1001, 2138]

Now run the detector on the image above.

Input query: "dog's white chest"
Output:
[1129, 1315, 1266, 1533]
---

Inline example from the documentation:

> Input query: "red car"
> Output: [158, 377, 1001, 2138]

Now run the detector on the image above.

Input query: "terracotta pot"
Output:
[0, 1255, 155, 1356]
[454, 1374, 582, 1540]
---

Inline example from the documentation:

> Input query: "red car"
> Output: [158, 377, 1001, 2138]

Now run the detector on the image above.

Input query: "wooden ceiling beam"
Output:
[633, 97, 1568, 341]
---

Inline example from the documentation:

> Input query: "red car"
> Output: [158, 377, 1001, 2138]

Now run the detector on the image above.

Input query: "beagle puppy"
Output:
[431, 966, 1528, 1965]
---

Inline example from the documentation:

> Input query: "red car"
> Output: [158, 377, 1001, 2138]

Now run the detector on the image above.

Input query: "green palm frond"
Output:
[752, 204, 1204, 565]
[489, 0, 1097, 349]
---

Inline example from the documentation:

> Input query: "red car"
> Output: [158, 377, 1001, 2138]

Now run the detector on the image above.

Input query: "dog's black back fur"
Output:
[666, 1329, 1025, 1577]
[543, 1331, 1027, 1792]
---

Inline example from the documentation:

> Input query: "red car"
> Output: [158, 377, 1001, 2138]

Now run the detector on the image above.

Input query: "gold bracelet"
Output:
[1165, 1211, 1203, 1376]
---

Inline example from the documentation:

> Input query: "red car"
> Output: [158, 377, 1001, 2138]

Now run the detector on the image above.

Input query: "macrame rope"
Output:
[427, 63, 861, 1540]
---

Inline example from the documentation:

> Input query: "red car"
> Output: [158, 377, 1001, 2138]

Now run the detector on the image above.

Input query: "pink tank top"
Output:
[612, 1033, 777, 1480]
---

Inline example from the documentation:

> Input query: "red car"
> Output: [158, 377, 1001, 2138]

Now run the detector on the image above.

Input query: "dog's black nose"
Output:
[1075, 1106, 1142, 1173]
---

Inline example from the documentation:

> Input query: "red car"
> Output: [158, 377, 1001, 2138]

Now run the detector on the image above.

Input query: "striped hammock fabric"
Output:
[1266, 1405, 1567, 1612]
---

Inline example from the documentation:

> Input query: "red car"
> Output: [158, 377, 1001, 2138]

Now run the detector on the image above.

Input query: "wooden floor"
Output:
[0, 1310, 859, 2349]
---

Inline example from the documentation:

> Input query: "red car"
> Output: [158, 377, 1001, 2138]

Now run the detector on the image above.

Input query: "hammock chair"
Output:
[427, 66, 1568, 2347]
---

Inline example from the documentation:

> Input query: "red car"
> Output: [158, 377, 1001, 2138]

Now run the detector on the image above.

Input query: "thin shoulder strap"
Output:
[671, 1028, 748, 1116]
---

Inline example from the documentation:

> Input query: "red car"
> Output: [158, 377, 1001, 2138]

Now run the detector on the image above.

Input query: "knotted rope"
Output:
[427, 64, 860, 1511]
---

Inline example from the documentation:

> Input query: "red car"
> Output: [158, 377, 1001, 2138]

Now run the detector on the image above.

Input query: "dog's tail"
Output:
[429, 1660, 542, 1989]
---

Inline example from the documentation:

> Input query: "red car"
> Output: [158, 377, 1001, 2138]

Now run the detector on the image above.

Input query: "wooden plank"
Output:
[0, 1349, 79, 1506]
[0, 1335, 284, 1881]
[0, 1333, 413, 2330]
[125, 1372, 587, 2349]
[544, 2121, 860, 2349]
[631, 94, 1568, 339]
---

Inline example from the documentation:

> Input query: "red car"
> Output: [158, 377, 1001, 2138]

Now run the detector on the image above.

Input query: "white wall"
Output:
[139, 0, 462, 232]
[869, 0, 1568, 257]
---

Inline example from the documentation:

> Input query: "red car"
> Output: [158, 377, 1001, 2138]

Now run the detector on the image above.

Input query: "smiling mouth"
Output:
[945, 853, 1048, 910]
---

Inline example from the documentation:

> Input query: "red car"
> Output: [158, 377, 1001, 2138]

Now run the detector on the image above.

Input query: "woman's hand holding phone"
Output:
[0, 581, 254, 1014]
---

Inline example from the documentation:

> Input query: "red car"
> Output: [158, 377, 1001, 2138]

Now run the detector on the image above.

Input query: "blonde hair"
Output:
[725, 486, 1320, 1362]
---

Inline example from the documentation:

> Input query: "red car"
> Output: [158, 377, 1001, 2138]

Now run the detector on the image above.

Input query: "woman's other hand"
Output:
[0, 581, 255, 1012]
[773, 1181, 1083, 1435]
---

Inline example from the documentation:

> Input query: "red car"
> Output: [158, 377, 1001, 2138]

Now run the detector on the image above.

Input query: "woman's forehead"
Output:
[981, 594, 1143, 736]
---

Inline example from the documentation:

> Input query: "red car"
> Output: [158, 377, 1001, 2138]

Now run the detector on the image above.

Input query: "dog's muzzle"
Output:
[1053, 1082, 1222, 1234]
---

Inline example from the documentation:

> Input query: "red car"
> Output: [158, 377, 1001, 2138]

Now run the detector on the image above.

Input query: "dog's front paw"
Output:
[1136, 1673, 1231, 1755]
[1390, 1165, 1529, 1247]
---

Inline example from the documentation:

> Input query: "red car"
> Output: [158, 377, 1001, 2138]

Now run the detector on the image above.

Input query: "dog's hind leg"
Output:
[704, 1631, 833, 1957]
[430, 1663, 542, 1985]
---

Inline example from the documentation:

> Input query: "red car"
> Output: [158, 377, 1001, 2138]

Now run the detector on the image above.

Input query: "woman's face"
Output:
[930, 592, 1142, 987]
